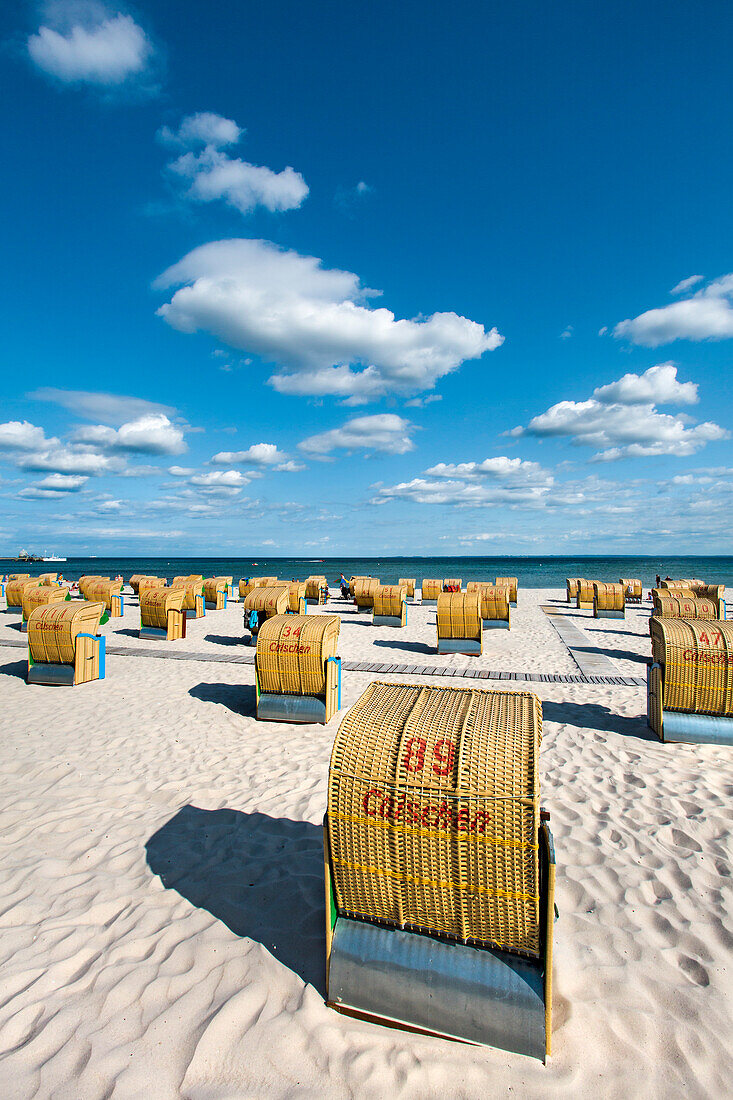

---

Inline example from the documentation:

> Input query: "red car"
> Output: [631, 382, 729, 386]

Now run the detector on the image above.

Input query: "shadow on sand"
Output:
[0, 657, 28, 679]
[204, 634, 243, 647]
[146, 805, 326, 993]
[542, 700, 653, 740]
[373, 638, 434, 655]
[188, 682, 256, 717]
[573, 645, 647, 664]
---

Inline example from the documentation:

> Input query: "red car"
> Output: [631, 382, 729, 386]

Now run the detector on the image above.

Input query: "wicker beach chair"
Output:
[254, 614, 341, 723]
[83, 578, 123, 619]
[443, 578, 462, 592]
[495, 576, 518, 605]
[21, 584, 70, 631]
[467, 583, 511, 628]
[566, 578, 580, 603]
[203, 577, 228, 610]
[436, 591, 482, 654]
[648, 619, 733, 743]
[619, 577, 643, 603]
[593, 582, 625, 619]
[354, 577, 380, 610]
[324, 681, 554, 1059]
[171, 578, 205, 619]
[305, 575, 328, 605]
[372, 584, 407, 627]
[5, 577, 38, 612]
[421, 578, 442, 605]
[139, 587, 186, 641]
[398, 577, 416, 600]
[575, 579, 594, 609]
[27, 601, 106, 686]
[243, 585, 289, 644]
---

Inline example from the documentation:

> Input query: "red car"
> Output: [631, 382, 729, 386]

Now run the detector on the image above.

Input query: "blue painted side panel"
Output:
[663, 710, 733, 745]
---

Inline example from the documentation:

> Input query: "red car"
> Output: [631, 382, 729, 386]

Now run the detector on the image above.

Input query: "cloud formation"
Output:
[210, 442, 291, 467]
[510, 365, 726, 460]
[72, 414, 186, 454]
[27, 3, 152, 86]
[0, 421, 50, 451]
[614, 274, 733, 346]
[30, 387, 176, 424]
[155, 239, 503, 401]
[299, 414, 416, 456]
[162, 113, 308, 216]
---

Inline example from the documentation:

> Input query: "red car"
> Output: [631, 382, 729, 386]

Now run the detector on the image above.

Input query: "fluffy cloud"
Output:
[671, 275, 704, 295]
[424, 456, 551, 484]
[0, 420, 51, 451]
[19, 473, 88, 499]
[27, 4, 152, 86]
[155, 239, 503, 401]
[189, 469, 251, 493]
[31, 387, 175, 424]
[168, 465, 194, 477]
[614, 274, 733, 346]
[72, 414, 186, 455]
[210, 443, 290, 466]
[373, 478, 551, 507]
[299, 414, 416, 456]
[158, 112, 241, 149]
[510, 366, 726, 460]
[590, 363, 698, 406]
[162, 113, 308, 216]
[16, 445, 119, 476]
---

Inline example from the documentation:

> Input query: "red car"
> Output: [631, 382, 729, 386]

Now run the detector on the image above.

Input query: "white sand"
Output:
[0, 588, 731, 1098]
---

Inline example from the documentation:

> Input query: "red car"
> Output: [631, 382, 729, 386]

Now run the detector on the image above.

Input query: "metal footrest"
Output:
[483, 620, 509, 629]
[257, 693, 327, 723]
[373, 615, 404, 627]
[328, 918, 546, 1059]
[595, 610, 625, 619]
[27, 663, 75, 686]
[140, 625, 168, 640]
[437, 638, 481, 654]
[662, 711, 733, 745]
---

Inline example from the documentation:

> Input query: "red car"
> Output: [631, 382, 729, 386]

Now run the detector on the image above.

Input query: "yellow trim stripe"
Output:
[333, 856, 538, 903]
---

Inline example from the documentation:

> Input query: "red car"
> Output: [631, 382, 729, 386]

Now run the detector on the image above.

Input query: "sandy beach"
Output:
[1, 587, 731, 1099]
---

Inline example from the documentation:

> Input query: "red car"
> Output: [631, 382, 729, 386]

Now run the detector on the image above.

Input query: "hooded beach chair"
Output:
[254, 614, 341, 723]
[420, 578, 442, 605]
[354, 577, 380, 610]
[398, 577, 416, 600]
[372, 584, 407, 627]
[324, 681, 554, 1060]
[619, 577, 643, 603]
[436, 590, 483, 654]
[495, 576, 518, 605]
[21, 583, 71, 631]
[467, 582, 511, 629]
[305, 575, 328, 605]
[243, 585, 289, 644]
[593, 582, 625, 619]
[27, 601, 106, 686]
[203, 577, 228, 610]
[648, 619, 733, 744]
[139, 587, 186, 640]
[575, 579, 594, 609]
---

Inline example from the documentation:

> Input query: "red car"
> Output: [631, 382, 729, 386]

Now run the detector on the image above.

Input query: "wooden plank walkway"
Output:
[541, 604, 621, 677]
[0, 636, 645, 687]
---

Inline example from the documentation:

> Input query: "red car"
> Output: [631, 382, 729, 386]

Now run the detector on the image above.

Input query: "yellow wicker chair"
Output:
[203, 576, 228, 610]
[421, 578, 442, 605]
[243, 586, 289, 644]
[27, 601, 106, 686]
[398, 577, 416, 600]
[566, 578, 580, 603]
[83, 579, 123, 619]
[648, 619, 733, 743]
[619, 577, 643, 603]
[443, 578, 462, 592]
[255, 614, 341, 723]
[651, 592, 721, 623]
[324, 680, 554, 1059]
[575, 579, 594, 609]
[37, 572, 59, 586]
[372, 584, 407, 627]
[495, 576, 518, 605]
[469, 583, 511, 629]
[21, 584, 70, 632]
[593, 582, 625, 619]
[140, 587, 186, 640]
[284, 581, 307, 614]
[305, 575, 328, 604]
[436, 591, 482, 654]
[6, 577, 40, 611]
[354, 577, 380, 610]
[171, 578, 205, 619]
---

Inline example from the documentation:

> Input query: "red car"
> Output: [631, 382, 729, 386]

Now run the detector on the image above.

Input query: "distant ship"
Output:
[43, 554, 67, 562]
[13, 549, 67, 562]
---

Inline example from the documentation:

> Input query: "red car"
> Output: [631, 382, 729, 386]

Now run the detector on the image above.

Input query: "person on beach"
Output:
[339, 574, 349, 599]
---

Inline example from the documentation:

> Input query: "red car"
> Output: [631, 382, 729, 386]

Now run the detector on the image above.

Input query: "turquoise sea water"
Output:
[5, 556, 733, 588]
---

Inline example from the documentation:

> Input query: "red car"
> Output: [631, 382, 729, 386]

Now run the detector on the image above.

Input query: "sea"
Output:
[5, 556, 733, 588]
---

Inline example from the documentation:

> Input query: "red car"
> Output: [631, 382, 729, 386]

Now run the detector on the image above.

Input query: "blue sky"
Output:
[2, 0, 732, 556]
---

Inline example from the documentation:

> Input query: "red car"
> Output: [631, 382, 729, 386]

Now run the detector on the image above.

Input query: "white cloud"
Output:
[671, 275, 704, 295]
[210, 442, 289, 466]
[30, 387, 175, 424]
[424, 456, 552, 484]
[373, 477, 551, 507]
[614, 274, 733, 346]
[560, 325, 573, 340]
[511, 365, 727, 461]
[405, 394, 442, 408]
[162, 113, 307, 216]
[16, 446, 118, 476]
[158, 112, 241, 149]
[189, 469, 251, 492]
[591, 363, 698, 406]
[155, 239, 503, 401]
[72, 414, 186, 454]
[299, 414, 416, 456]
[36, 473, 88, 491]
[0, 420, 51, 451]
[168, 465, 194, 477]
[28, 5, 152, 86]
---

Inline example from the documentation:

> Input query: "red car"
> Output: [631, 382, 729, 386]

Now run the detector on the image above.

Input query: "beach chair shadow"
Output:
[372, 639, 434, 655]
[573, 645, 647, 664]
[0, 657, 29, 679]
[114, 628, 140, 639]
[204, 634, 243, 647]
[541, 700, 653, 740]
[188, 682, 256, 716]
[145, 805, 325, 993]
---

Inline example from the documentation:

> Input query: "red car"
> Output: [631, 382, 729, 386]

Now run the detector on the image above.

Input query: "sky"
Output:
[2, 0, 733, 557]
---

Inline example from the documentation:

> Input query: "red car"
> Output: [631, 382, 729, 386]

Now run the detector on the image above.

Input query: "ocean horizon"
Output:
[6, 554, 733, 588]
